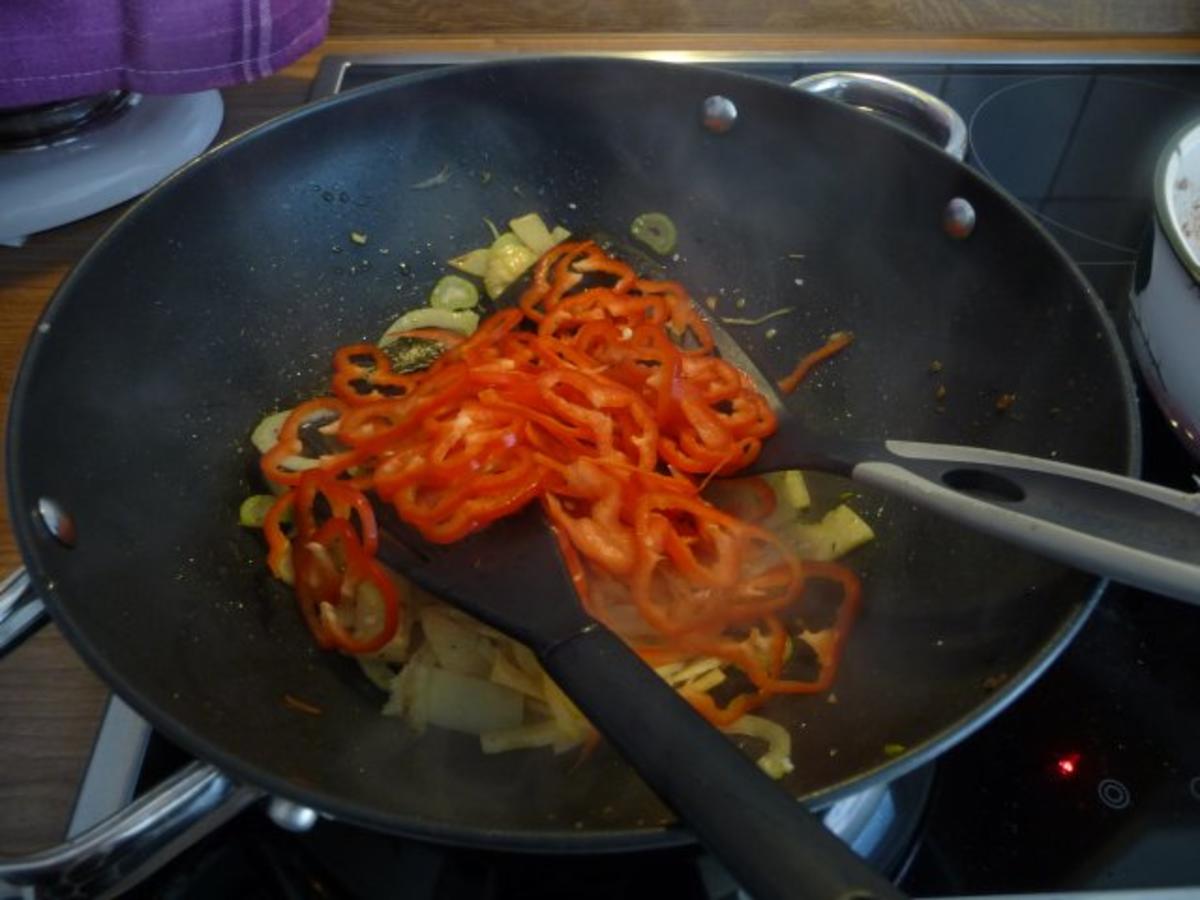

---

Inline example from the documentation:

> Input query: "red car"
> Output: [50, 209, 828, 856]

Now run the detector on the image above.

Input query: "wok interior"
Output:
[9, 60, 1134, 846]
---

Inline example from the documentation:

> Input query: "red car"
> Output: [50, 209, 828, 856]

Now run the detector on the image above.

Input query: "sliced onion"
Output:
[481, 719, 565, 754]
[429, 275, 480, 311]
[448, 247, 490, 277]
[422, 667, 524, 735]
[419, 607, 494, 677]
[251, 410, 292, 454]
[380, 307, 479, 343]
[723, 714, 795, 779]
[509, 213, 556, 255]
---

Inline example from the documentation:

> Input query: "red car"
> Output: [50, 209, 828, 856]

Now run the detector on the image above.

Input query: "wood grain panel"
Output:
[329, 0, 1200, 36]
[0, 627, 107, 853]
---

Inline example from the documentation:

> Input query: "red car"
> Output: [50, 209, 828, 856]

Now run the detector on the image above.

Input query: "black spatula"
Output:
[352, 239, 906, 899]
[375, 504, 902, 900]
[362, 243, 910, 899]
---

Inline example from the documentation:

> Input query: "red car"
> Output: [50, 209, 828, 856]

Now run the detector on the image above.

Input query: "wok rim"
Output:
[6, 56, 1141, 853]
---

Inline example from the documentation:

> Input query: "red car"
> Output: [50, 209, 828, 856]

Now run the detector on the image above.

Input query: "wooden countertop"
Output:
[2, 31, 1198, 856]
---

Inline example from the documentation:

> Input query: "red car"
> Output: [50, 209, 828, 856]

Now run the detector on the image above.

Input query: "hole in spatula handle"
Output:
[941, 468, 1026, 503]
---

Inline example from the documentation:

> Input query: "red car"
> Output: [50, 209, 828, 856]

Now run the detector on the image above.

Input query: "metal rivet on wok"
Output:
[943, 197, 976, 239]
[701, 95, 738, 134]
[266, 796, 319, 832]
[36, 497, 76, 548]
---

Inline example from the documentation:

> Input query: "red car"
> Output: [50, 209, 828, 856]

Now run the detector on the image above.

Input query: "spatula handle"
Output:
[853, 440, 1200, 603]
[541, 625, 904, 900]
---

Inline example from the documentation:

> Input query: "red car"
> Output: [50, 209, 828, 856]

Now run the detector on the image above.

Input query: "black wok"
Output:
[6, 58, 1136, 855]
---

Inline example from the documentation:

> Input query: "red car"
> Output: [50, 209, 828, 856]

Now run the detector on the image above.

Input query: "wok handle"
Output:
[0, 567, 48, 659]
[0, 760, 262, 899]
[541, 624, 905, 900]
[790, 71, 968, 160]
[854, 439, 1200, 603]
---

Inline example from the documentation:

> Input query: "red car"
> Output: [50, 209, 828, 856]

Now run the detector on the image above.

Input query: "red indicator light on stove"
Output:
[1056, 752, 1082, 777]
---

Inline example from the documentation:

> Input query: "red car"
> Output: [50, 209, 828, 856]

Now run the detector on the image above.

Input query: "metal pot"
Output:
[1131, 116, 1200, 461]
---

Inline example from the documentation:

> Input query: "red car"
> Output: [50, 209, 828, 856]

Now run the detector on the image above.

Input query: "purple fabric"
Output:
[0, 0, 331, 108]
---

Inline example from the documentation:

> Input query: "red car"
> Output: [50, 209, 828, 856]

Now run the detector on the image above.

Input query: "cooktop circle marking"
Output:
[1097, 777, 1132, 810]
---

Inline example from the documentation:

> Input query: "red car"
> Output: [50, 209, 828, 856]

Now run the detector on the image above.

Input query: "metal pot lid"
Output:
[1156, 116, 1200, 282]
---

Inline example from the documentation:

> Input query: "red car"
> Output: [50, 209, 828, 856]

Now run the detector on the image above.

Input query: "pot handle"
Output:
[0, 567, 48, 659]
[791, 71, 968, 161]
[0, 760, 263, 899]
[0, 569, 266, 898]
